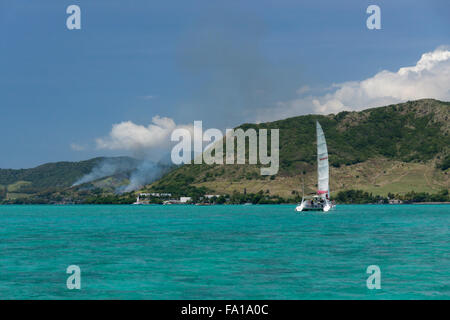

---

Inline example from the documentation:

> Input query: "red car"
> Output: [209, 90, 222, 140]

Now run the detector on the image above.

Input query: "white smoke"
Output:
[73, 157, 139, 186]
[73, 116, 190, 192]
[73, 157, 172, 193]
[118, 160, 168, 193]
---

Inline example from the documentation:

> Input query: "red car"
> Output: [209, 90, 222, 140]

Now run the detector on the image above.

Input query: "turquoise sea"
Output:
[0, 204, 448, 299]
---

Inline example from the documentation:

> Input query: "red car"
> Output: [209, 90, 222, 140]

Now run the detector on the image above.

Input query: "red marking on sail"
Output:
[319, 157, 328, 160]
[317, 190, 328, 194]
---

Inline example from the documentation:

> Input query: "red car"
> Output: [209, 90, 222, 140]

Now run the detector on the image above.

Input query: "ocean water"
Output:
[0, 204, 448, 300]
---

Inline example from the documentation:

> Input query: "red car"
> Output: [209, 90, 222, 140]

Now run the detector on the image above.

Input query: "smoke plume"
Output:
[73, 156, 173, 193]
[73, 157, 140, 186]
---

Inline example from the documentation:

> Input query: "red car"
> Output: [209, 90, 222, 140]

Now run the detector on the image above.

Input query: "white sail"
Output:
[316, 121, 329, 199]
[295, 121, 334, 212]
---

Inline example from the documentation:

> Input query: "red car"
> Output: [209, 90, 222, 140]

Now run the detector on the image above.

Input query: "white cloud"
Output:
[96, 116, 192, 152]
[95, 47, 450, 152]
[256, 47, 450, 121]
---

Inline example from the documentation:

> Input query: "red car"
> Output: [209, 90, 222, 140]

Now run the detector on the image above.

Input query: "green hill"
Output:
[146, 99, 449, 198]
[1, 99, 448, 204]
[0, 157, 139, 201]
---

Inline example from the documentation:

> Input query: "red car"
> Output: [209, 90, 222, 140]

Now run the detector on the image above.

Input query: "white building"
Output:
[179, 197, 192, 203]
[139, 192, 172, 198]
[204, 194, 221, 199]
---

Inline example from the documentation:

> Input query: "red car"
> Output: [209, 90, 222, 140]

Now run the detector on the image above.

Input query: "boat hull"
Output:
[301, 207, 326, 211]
[295, 200, 334, 212]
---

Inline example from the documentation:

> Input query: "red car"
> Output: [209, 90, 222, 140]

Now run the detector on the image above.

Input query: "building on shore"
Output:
[134, 194, 225, 205]
[163, 197, 192, 205]
[204, 195, 221, 199]
[139, 192, 172, 198]
[179, 197, 192, 203]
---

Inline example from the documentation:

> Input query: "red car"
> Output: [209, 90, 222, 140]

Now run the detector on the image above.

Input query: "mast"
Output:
[316, 121, 329, 199]
[301, 175, 305, 202]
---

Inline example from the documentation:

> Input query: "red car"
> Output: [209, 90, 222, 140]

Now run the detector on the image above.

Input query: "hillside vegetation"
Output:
[146, 99, 449, 198]
[0, 157, 138, 201]
[1, 99, 448, 204]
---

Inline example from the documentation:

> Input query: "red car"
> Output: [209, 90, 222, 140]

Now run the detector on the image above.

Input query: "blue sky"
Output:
[0, 0, 449, 168]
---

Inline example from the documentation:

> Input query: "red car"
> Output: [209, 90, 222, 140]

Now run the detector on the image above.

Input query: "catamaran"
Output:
[295, 121, 335, 212]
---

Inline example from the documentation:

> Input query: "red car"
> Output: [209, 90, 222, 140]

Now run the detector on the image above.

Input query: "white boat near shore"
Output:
[296, 121, 336, 213]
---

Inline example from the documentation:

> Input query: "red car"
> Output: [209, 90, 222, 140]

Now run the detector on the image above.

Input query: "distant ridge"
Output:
[1, 99, 448, 204]
[0, 156, 139, 201]
[146, 99, 449, 198]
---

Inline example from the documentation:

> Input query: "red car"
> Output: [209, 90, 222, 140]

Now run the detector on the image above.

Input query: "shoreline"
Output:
[411, 202, 450, 205]
[1, 202, 449, 206]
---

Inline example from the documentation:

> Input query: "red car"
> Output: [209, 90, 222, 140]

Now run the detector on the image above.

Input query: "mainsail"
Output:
[316, 121, 329, 198]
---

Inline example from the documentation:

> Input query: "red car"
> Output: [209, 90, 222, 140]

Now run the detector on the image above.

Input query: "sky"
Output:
[0, 0, 449, 168]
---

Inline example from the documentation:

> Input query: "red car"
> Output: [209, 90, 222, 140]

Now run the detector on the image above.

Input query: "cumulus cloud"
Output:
[95, 115, 195, 161]
[95, 47, 450, 152]
[97, 116, 181, 151]
[256, 47, 450, 120]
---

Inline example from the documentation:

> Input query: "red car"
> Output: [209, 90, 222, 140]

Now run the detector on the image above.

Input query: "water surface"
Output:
[0, 204, 448, 299]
